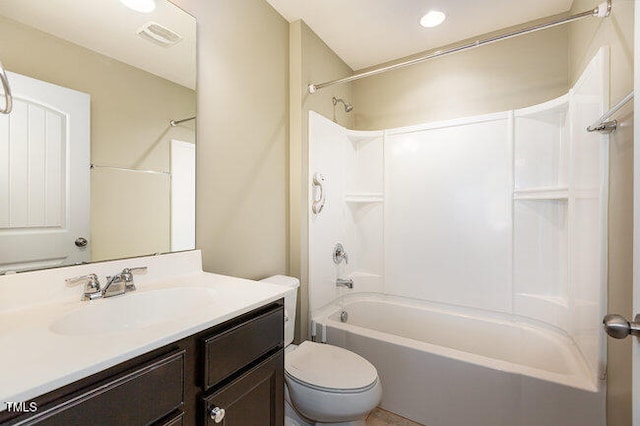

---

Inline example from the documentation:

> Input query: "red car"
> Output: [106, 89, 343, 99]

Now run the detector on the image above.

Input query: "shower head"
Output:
[332, 97, 353, 113]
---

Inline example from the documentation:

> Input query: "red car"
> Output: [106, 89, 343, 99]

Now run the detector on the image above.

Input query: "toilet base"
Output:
[285, 390, 368, 426]
[285, 398, 312, 426]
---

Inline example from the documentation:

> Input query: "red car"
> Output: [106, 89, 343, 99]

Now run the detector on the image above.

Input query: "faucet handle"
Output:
[66, 273, 100, 291]
[66, 273, 101, 300]
[121, 266, 147, 281]
[121, 266, 147, 290]
[124, 266, 148, 274]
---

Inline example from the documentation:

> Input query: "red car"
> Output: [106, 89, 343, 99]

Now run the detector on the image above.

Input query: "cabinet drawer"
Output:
[202, 350, 284, 426]
[204, 306, 283, 390]
[21, 350, 185, 426]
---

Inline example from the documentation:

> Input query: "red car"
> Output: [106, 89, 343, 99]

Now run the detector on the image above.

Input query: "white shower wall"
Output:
[308, 116, 384, 315]
[308, 48, 609, 386]
[385, 113, 512, 313]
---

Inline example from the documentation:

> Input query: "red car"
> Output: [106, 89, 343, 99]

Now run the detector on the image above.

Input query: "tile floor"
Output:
[365, 408, 424, 426]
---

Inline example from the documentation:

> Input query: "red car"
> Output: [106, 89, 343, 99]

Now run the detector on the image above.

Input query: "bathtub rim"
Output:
[311, 292, 602, 393]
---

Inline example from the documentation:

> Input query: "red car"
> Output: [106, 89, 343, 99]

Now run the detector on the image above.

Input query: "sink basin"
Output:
[50, 287, 217, 335]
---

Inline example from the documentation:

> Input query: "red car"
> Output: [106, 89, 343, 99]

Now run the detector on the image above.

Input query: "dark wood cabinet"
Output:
[203, 307, 283, 391]
[17, 351, 185, 426]
[202, 351, 284, 426]
[1, 300, 284, 426]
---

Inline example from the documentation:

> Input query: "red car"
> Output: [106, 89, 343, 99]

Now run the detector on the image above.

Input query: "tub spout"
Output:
[336, 278, 353, 289]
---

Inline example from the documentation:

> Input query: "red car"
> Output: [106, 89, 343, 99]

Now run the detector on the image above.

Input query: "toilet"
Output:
[260, 275, 382, 426]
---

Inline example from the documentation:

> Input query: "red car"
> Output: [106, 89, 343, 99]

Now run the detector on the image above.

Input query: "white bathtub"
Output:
[313, 294, 605, 426]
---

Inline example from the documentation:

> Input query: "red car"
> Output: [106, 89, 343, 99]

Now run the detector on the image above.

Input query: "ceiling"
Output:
[0, 0, 196, 89]
[265, 0, 574, 71]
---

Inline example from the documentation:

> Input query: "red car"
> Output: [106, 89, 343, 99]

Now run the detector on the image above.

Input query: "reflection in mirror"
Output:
[0, 0, 196, 273]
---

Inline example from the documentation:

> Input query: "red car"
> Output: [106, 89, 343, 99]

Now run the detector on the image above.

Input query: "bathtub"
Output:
[312, 294, 605, 426]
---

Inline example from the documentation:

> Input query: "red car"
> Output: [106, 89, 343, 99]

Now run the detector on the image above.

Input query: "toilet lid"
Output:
[285, 341, 378, 391]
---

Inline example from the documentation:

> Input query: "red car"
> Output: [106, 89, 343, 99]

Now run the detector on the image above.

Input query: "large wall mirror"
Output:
[0, 0, 196, 273]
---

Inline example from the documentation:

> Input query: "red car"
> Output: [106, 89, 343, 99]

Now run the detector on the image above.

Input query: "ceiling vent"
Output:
[137, 22, 182, 48]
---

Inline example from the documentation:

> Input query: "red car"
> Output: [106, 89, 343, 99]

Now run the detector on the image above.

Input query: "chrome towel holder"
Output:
[312, 173, 326, 214]
[0, 61, 12, 114]
[586, 91, 634, 134]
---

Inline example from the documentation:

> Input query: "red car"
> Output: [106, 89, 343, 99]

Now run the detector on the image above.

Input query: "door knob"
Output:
[75, 237, 88, 247]
[603, 313, 640, 339]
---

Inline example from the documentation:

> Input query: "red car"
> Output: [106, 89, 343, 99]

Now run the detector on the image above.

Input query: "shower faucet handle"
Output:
[333, 243, 348, 264]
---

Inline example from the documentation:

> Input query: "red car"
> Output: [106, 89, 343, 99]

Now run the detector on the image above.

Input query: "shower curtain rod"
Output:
[308, 1, 612, 94]
[170, 116, 196, 127]
[586, 91, 634, 133]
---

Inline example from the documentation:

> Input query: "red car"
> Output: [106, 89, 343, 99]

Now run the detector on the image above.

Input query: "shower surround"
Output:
[307, 48, 609, 425]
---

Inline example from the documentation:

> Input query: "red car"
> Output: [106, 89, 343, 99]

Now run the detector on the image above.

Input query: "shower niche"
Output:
[344, 130, 384, 203]
[513, 48, 609, 382]
[513, 95, 571, 330]
[344, 130, 384, 291]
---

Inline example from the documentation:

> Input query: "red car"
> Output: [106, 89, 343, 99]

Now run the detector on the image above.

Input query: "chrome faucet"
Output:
[66, 267, 147, 301]
[336, 278, 354, 289]
[102, 267, 147, 297]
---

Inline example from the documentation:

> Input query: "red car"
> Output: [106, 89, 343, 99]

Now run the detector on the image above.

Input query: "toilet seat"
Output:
[285, 341, 378, 393]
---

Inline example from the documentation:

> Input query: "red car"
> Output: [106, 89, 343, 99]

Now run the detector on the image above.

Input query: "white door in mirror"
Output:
[170, 140, 195, 252]
[0, 71, 90, 273]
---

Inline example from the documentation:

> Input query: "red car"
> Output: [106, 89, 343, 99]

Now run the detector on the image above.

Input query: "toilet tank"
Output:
[259, 275, 299, 346]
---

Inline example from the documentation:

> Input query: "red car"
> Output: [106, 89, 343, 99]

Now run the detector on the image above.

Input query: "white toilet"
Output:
[261, 275, 382, 426]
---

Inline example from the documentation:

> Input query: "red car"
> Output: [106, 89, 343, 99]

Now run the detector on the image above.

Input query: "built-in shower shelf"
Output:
[344, 193, 384, 203]
[346, 130, 382, 145]
[514, 94, 569, 123]
[513, 187, 568, 200]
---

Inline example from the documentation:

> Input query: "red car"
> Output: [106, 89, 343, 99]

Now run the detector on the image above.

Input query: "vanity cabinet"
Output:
[0, 300, 284, 426]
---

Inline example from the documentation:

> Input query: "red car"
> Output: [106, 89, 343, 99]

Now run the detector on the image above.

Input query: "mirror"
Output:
[0, 0, 196, 273]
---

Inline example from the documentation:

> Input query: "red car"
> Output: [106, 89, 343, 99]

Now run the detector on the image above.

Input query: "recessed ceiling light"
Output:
[420, 10, 446, 28]
[120, 0, 156, 13]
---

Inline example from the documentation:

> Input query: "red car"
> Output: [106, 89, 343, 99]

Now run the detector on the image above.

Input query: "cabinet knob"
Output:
[209, 406, 225, 423]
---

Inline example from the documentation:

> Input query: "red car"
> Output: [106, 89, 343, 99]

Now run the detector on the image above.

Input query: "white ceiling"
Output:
[0, 0, 196, 89]
[265, 0, 574, 71]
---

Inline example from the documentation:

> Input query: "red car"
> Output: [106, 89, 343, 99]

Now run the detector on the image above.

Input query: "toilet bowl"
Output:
[285, 341, 382, 425]
[260, 275, 382, 426]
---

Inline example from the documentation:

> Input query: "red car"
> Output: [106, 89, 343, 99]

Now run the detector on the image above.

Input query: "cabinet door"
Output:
[20, 351, 184, 426]
[202, 350, 283, 426]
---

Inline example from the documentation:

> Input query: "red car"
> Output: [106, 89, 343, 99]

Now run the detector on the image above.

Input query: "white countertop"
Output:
[0, 251, 289, 410]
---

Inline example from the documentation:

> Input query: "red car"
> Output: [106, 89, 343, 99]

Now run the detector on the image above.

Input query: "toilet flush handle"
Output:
[209, 406, 225, 423]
